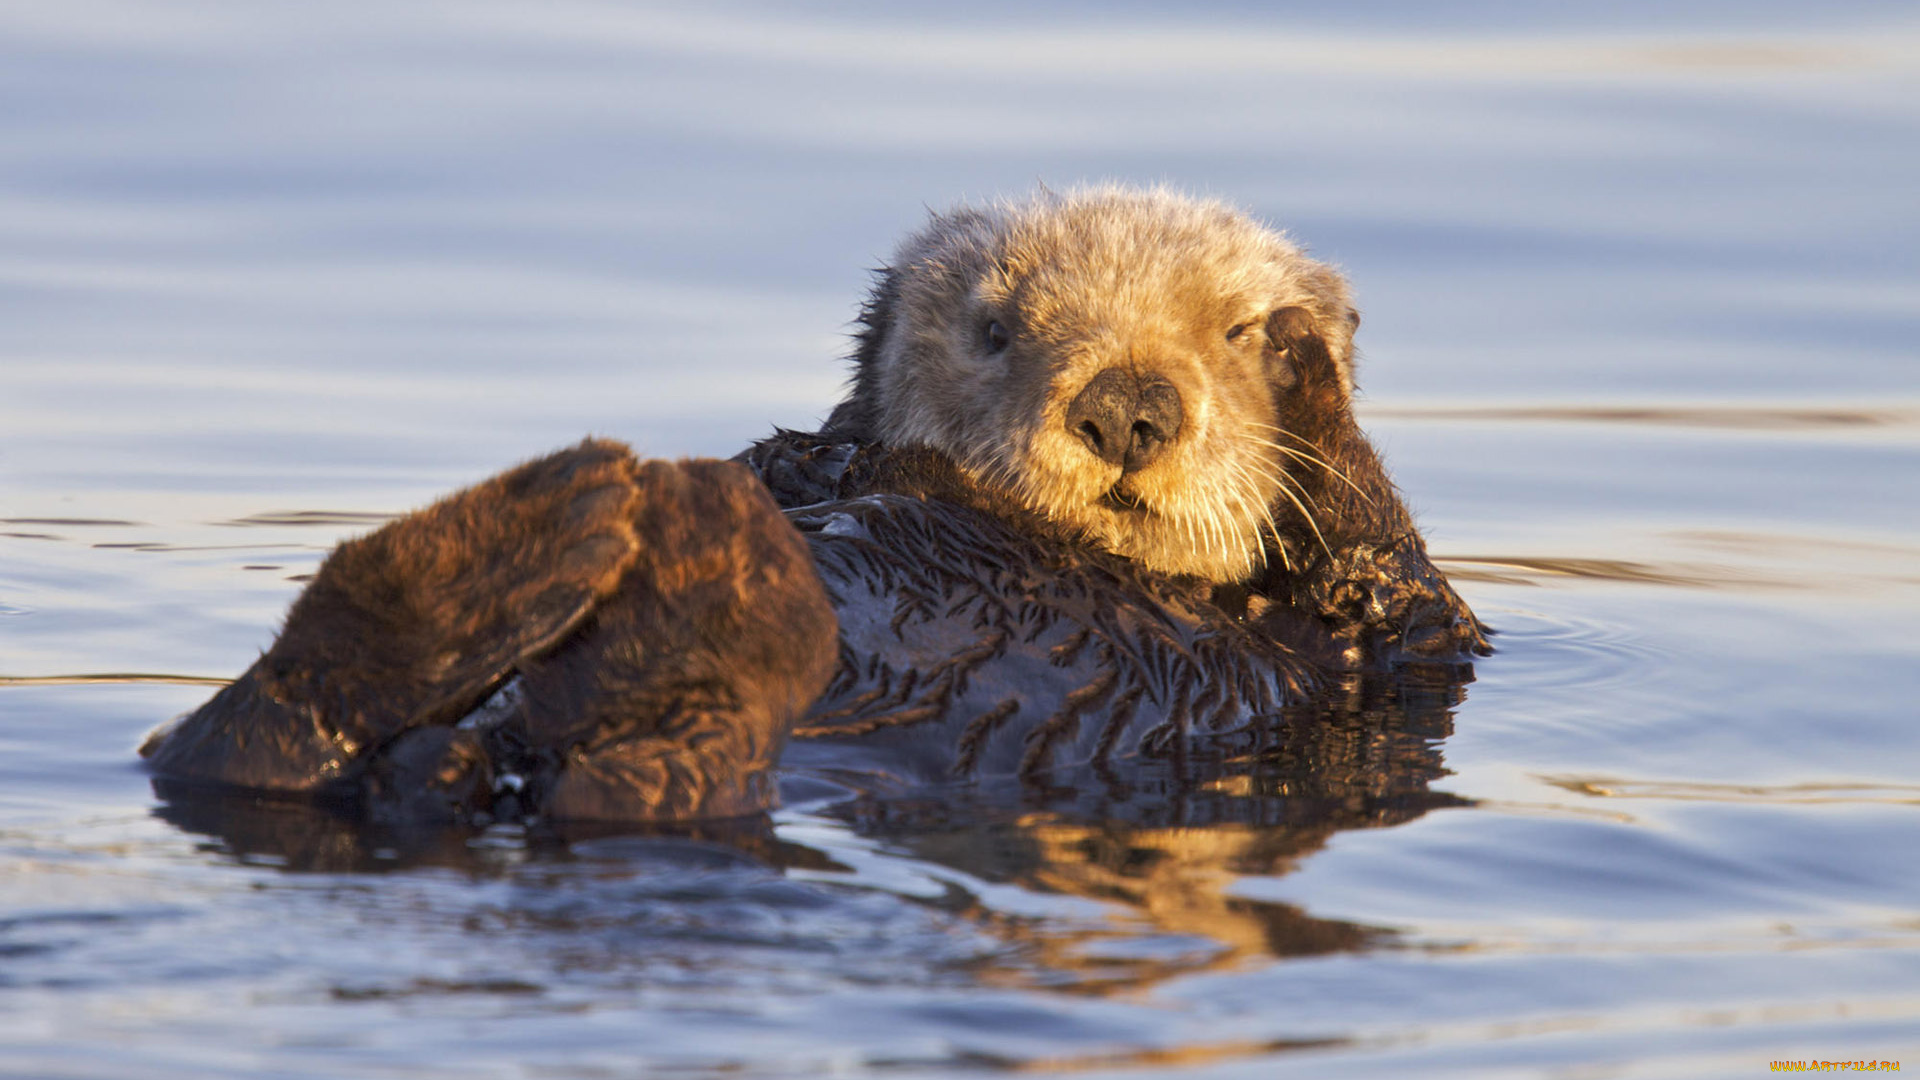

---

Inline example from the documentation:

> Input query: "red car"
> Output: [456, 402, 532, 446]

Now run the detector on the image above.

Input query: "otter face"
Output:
[844, 187, 1360, 584]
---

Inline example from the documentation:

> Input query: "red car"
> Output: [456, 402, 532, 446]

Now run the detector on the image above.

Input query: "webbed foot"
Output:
[143, 438, 644, 795]
[504, 460, 840, 821]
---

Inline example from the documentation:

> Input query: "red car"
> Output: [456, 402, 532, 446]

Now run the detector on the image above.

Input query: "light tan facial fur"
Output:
[856, 187, 1359, 584]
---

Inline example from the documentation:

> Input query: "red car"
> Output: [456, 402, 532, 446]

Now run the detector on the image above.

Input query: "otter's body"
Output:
[778, 450, 1317, 789]
[142, 187, 1486, 824]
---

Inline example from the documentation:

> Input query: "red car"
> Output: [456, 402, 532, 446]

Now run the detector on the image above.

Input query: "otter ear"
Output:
[1262, 302, 1357, 406]
[825, 265, 901, 439]
[852, 264, 900, 376]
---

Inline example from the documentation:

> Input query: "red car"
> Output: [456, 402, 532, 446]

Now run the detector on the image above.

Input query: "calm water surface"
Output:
[2, 3, 1917, 1077]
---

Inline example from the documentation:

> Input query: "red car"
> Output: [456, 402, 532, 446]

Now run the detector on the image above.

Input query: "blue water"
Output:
[2, 3, 1917, 1076]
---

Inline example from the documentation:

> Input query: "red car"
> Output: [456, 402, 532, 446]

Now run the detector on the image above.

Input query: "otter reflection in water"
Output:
[154, 664, 1472, 989]
[142, 186, 1487, 834]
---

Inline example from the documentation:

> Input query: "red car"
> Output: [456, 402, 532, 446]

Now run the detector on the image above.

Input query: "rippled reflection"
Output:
[809, 664, 1473, 991]
[147, 663, 1474, 995]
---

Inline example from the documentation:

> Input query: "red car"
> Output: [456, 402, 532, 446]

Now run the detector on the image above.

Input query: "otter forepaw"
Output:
[1397, 605, 1493, 661]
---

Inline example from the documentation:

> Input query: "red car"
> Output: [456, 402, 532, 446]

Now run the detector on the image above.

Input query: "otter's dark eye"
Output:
[984, 320, 1010, 353]
[1226, 323, 1252, 342]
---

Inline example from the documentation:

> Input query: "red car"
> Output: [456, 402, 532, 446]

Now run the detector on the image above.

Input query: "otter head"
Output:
[828, 187, 1360, 584]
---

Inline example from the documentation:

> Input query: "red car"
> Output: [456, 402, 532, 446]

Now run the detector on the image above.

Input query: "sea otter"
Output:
[142, 186, 1487, 824]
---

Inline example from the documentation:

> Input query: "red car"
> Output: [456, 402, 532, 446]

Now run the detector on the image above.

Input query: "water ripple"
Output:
[1365, 403, 1920, 431]
[1460, 607, 1659, 694]
[1542, 776, 1920, 807]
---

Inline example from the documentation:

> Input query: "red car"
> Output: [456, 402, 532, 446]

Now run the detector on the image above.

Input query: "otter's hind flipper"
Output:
[142, 438, 644, 795]
[499, 460, 840, 821]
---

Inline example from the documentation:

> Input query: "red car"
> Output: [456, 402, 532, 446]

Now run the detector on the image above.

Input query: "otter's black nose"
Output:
[1065, 369, 1184, 473]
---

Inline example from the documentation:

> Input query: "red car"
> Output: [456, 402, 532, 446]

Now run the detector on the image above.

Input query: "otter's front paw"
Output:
[1262, 534, 1491, 670]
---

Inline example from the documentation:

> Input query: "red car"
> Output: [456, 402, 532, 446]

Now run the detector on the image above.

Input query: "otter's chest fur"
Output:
[744, 436, 1318, 789]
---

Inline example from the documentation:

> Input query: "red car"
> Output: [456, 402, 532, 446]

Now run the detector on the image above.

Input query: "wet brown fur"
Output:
[143, 186, 1484, 824]
[145, 446, 839, 822]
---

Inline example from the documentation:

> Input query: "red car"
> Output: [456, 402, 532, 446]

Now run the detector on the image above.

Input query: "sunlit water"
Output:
[2, 3, 1917, 1077]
